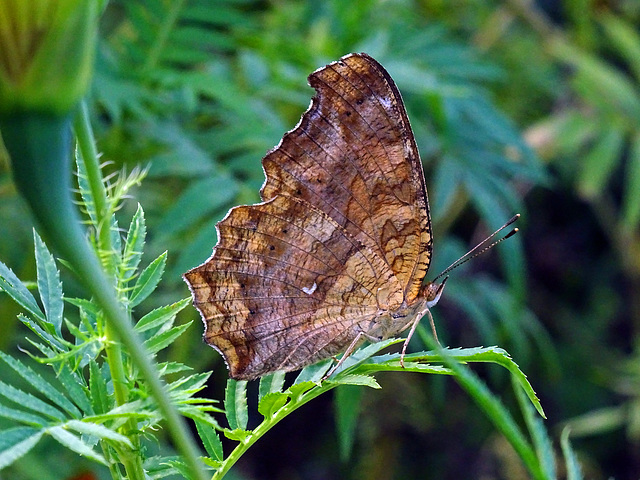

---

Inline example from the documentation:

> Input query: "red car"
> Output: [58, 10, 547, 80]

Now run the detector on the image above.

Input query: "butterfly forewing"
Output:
[184, 53, 433, 379]
[261, 53, 432, 299]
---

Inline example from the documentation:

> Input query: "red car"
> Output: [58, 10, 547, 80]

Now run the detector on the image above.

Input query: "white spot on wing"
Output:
[302, 282, 317, 295]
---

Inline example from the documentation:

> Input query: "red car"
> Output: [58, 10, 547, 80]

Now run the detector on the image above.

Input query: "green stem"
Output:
[73, 103, 145, 479]
[1, 111, 208, 480]
[73, 102, 114, 274]
[213, 384, 336, 479]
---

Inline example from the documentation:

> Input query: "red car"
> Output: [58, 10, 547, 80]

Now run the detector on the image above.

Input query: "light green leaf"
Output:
[57, 365, 93, 415]
[143, 321, 192, 355]
[120, 204, 146, 283]
[0, 352, 81, 419]
[577, 127, 625, 199]
[331, 374, 380, 389]
[258, 371, 286, 401]
[47, 426, 107, 465]
[0, 404, 46, 426]
[65, 419, 132, 447]
[257, 392, 289, 418]
[129, 251, 167, 307]
[195, 418, 224, 462]
[561, 428, 584, 480]
[89, 360, 110, 415]
[0, 261, 44, 322]
[224, 379, 248, 430]
[135, 298, 191, 332]
[33, 231, 64, 335]
[0, 427, 44, 469]
[0, 381, 65, 422]
[223, 428, 250, 442]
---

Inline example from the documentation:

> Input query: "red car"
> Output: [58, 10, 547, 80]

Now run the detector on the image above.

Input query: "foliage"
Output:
[0, 0, 638, 478]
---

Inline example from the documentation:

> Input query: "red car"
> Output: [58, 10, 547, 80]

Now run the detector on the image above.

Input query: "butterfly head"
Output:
[422, 276, 448, 309]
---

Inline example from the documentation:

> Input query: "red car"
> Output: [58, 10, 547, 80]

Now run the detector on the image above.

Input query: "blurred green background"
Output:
[2, 0, 640, 478]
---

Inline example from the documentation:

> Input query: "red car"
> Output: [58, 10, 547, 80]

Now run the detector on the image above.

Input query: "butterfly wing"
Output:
[261, 53, 432, 300]
[184, 194, 402, 379]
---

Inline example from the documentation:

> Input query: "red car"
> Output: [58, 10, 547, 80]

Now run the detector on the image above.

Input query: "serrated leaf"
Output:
[258, 371, 286, 401]
[0, 261, 44, 322]
[135, 298, 191, 333]
[331, 374, 380, 389]
[129, 252, 167, 307]
[58, 365, 93, 415]
[0, 404, 47, 426]
[65, 419, 132, 447]
[257, 392, 289, 418]
[47, 426, 107, 465]
[194, 418, 224, 461]
[223, 428, 250, 442]
[33, 231, 64, 335]
[120, 205, 146, 287]
[0, 427, 44, 469]
[0, 381, 66, 422]
[224, 379, 248, 430]
[89, 360, 110, 415]
[143, 321, 192, 355]
[0, 352, 81, 419]
[286, 381, 316, 401]
[294, 359, 332, 384]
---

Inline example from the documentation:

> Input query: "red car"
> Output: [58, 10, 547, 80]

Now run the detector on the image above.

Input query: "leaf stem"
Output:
[213, 384, 335, 479]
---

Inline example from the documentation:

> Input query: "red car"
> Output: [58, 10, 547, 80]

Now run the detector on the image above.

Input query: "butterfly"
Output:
[183, 53, 517, 380]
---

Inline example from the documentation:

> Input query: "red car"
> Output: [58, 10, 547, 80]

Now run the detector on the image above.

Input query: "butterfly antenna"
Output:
[432, 214, 520, 283]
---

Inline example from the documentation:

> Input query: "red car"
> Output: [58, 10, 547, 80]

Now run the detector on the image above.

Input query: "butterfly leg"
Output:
[323, 330, 381, 380]
[400, 307, 441, 368]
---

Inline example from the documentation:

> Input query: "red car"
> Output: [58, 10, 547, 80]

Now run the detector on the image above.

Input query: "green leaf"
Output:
[600, 13, 640, 82]
[0, 260, 44, 322]
[33, 231, 64, 335]
[622, 133, 640, 230]
[553, 40, 640, 122]
[514, 377, 555, 479]
[561, 428, 584, 480]
[0, 404, 46, 426]
[135, 298, 191, 333]
[286, 381, 316, 401]
[47, 426, 107, 465]
[258, 371, 286, 401]
[0, 380, 66, 422]
[257, 392, 289, 418]
[129, 251, 167, 307]
[334, 386, 363, 461]
[195, 418, 224, 462]
[57, 365, 93, 415]
[223, 428, 250, 442]
[65, 419, 133, 447]
[0, 427, 44, 469]
[89, 360, 110, 415]
[120, 204, 146, 283]
[224, 379, 248, 430]
[331, 374, 380, 389]
[294, 359, 332, 384]
[143, 321, 192, 355]
[577, 127, 625, 199]
[0, 352, 81, 419]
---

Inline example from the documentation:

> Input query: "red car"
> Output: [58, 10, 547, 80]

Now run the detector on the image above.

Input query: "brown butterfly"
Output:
[183, 53, 517, 380]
